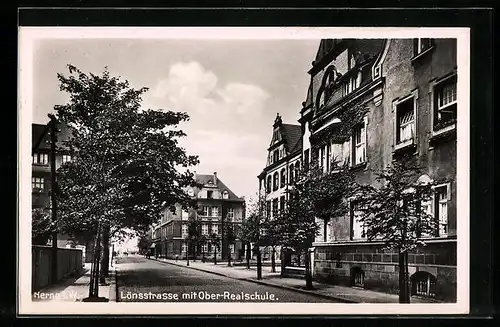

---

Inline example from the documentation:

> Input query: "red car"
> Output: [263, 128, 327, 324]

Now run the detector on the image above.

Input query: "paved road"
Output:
[115, 255, 339, 303]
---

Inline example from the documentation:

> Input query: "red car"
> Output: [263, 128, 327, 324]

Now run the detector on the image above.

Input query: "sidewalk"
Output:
[152, 257, 442, 304]
[31, 263, 117, 302]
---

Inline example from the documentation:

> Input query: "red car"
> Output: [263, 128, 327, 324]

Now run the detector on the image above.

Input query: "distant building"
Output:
[151, 172, 246, 260]
[300, 38, 457, 302]
[257, 113, 302, 262]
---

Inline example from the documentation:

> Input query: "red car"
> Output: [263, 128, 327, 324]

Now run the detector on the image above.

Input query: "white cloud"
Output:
[151, 61, 269, 116]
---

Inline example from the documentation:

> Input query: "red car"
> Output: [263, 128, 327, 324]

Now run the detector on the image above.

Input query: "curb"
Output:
[238, 278, 358, 303]
[154, 258, 358, 303]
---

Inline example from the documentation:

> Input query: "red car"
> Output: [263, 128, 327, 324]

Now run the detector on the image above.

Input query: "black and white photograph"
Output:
[18, 27, 470, 315]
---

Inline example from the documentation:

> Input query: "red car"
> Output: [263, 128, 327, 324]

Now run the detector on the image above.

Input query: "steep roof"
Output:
[32, 122, 71, 152]
[281, 123, 302, 154]
[195, 174, 243, 201]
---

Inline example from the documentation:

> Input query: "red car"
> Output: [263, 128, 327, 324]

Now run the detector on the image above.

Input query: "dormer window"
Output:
[413, 38, 432, 56]
[207, 190, 213, 199]
[222, 191, 229, 199]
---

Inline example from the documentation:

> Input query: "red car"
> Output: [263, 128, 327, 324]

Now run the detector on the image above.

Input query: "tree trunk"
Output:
[256, 247, 262, 280]
[304, 248, 313, 289]
[271, 247, 276, 273]
[399, 250, 410, 303]
[227, 246, 232, 267]
[323, 219, 328, 242]
[99, 224, 110, 283]
[246, 241, 251, 269]
[214, 247, 217, 265]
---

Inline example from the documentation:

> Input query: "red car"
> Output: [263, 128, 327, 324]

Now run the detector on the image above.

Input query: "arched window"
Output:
[295, 161, 301, 178]
[351, 267, 365, 287]
[273, 172, 279, 191]
[289, 165, 295, 184]
[411, 271, 437, 298]
[266, 176, 272, 194]
[280, 168, 286, 188]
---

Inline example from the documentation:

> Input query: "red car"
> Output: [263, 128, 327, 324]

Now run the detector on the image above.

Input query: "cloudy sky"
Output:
[31, 35, 320, 200]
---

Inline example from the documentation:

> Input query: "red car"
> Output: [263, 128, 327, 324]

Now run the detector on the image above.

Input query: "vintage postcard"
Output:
[18, 26, 470, 315]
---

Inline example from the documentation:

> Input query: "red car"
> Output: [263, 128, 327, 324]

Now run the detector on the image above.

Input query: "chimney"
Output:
[213, 172, 217, 184]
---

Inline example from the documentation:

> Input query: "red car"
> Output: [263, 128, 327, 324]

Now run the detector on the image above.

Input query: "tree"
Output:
[209, 233, 221, 265]
[32, 208, 54, 245]
[223, 222, 237, 266]
[278, 169, 321, 289]
[53, 65, 199, 300]
[355, 156, 439, 303]
[240, 195, 267, 279]
[186, 216, 202, 263]
[137, 233, 152, 256]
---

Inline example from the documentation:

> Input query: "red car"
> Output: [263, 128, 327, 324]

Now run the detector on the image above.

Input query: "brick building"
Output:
[151, 172, 246, 260]
[257, 113, 302, 262]
[298, 38, 457, 302]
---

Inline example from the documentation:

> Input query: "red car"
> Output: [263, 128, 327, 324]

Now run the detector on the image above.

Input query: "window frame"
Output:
[350, 201, 367, 241]
[280, 168, 286, 188]
[32, 152, 49, 166]
[430, 73, 458, 136]
[351, 117, 368, 166]
[211, 206, 219, 218]
[412, 38, 433, 57]
[393, 91, 419, 151]
[32, 176, 44, 192]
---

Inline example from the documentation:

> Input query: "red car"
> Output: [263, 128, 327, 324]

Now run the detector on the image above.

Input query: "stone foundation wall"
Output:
[314, 240, 457, 302]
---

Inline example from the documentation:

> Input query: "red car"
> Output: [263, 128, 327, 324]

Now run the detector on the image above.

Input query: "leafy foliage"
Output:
[32, 208, 54, 245]
[355, 156, 440, 252]
[53, 65, 199, 238]
[136, 233, 152, 254]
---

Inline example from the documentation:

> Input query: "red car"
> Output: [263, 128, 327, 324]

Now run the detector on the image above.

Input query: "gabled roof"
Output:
[32, 122, 71, 152]
[195, 174, 243, 201]
[281, 123, 302, 154]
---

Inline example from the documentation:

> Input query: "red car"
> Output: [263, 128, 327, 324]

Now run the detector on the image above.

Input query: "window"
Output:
[273, 172, 279, 191]
[182, 243, 187, 253]
[413, 38, 432, 56]
[266, 201, 271, 218]
[222, 191, 229, 199]
[289, 165, 295, 184]
[396, 97, 415, 145]
[280, 196, 286, 213]
[211, 224, 219, 235]
[266, 176, 272, 194]
[201, 224, 209, 235]
[433, 75, 457, 130]
[352, 122, 367, 165]
[280, 168, 286, 188]
[272, 199, 279, 218]
[435, 185, 449, 236]
[295, 161, 300, 178]
[411, 271, 436, 298]
[211, 206, 219, 218]
[304, 149, 310, 171]
[320, 146, 325, 170]
[273, 150, 279, 163]
[32, 177, 44, 192]
[61, 154, 72, 164]
[207, 190, 213, 199]
[326, 143, 332, 172]
[32, 153, 49, 165]
[203, 206, 210, 217]
[227, 208, 234, 221]
[352, 267, 365, 287]
[181, 224, 189, 238]
[420, 199, 434, 237]
[350, 202, 366, 240]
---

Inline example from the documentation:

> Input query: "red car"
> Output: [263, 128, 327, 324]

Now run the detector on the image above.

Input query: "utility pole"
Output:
[48, 114, 58, 285]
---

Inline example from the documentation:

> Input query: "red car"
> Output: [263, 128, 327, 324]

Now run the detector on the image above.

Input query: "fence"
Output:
[32, 245, 84, 292]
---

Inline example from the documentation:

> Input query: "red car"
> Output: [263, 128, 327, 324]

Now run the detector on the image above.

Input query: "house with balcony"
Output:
[299, 38, 457, 302]
[151, 172, 246, 260]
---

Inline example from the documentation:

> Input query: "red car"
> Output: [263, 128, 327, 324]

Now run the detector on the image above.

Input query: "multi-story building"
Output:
[32, 122, 94, 262]
[257, 113, 302, 261]
[298, 38, 457, 302]
[151, 172, 246, 260]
